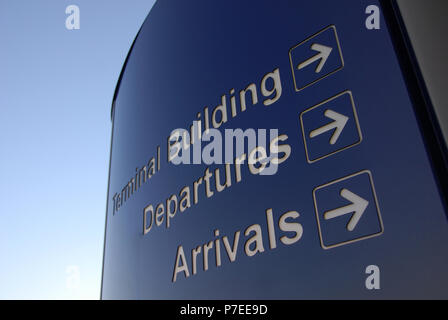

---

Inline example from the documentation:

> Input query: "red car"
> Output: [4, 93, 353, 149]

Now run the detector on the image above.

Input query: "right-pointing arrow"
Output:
[309, 109, 349, 145]
[297, 43, 333, 73]
[324, 188, 369, 231]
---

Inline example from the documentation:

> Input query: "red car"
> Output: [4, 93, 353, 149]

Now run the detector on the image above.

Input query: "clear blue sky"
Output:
[0, 0, 156, 299]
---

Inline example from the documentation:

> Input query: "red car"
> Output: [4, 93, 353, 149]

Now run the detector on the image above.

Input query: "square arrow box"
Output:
[289, 25, 344, 92]
[299, 90, 362, 163]
[313, 170, 384, 249]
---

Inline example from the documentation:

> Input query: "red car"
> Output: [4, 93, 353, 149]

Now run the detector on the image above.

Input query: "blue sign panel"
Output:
[101, 0, 448, 299]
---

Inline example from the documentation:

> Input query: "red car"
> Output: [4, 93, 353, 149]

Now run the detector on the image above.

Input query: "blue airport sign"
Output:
[101, 0, 448, 299]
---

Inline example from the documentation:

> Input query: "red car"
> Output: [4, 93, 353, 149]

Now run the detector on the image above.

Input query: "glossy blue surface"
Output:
[102, 0, 448, 299]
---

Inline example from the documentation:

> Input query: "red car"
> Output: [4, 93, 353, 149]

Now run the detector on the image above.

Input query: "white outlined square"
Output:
[299, 90, 362, 163]
[313, 170, 384, 250]
[289, 25, 344, 92]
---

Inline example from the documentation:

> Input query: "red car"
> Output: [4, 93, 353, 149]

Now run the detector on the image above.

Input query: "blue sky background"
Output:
[0, 0, 156, 299]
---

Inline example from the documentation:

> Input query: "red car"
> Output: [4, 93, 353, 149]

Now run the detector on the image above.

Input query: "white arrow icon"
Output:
[324, 188, 369, 231]
[309, 109, 349, 145]
[297, 43, 333, 73]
